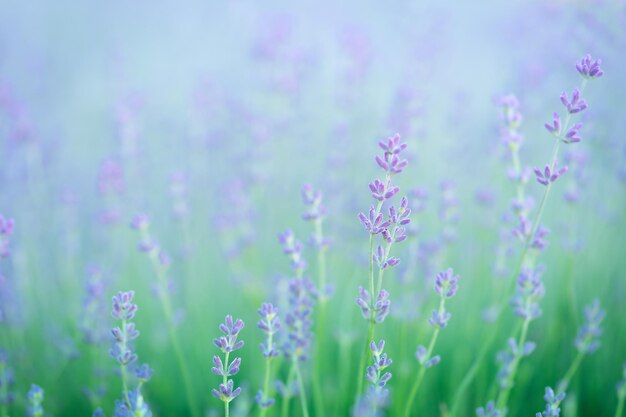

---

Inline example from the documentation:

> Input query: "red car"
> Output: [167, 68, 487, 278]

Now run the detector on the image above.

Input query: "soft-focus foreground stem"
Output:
[294, 358, 310, 417]
[403, 297, 444, 417]
[495, 317, 530, 411]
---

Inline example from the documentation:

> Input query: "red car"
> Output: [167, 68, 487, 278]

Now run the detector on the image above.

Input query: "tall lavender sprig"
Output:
[130, 214, 198, 417]
[212, 315, 244, 417]
[353, 340, 392, 417]
[27, 384, 44, 417]
[356, 134, 410, 396]
[301, 184, 331, 299]
[535, 387, 566, 417]
[256, 303, 280, 416]
[404, 268, 460, 417]
[110, 291, 153, 416]
[557, 299, 606, 392]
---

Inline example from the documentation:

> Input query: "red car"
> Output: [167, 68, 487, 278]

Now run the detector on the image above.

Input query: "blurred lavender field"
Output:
[1, 0, 626, 416]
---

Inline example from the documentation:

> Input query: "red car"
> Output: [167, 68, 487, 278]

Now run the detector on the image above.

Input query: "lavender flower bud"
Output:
[576, 54, 604, 79]
[544, 112, 561, 136]
[560, 89, 587, 114]
[213, 315, 245, 353]
[536, 386, 566, 417]
[574, 299, 605, 354]
[534, 162, 568, 186]
[476, 401, 502, 417]
[434, 268, 460, 298]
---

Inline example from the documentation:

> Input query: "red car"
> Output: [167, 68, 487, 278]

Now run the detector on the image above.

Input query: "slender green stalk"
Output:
[141, 228, 200, 417]
[495, 316, 530, 411]
[120, 317, 131, 408]
[403, 297, 444, 417]
[557, 350, 585, 393]
[281, 365, 296, 417]
[449, 82, 588, 416]
[259, 358, 273, 417]
[355, 233, 377, 397]
[224, 351, 230, 417]
[616, 394, 625, 417]
[294, 359, 310, 417]
[311, 216, 328, 417]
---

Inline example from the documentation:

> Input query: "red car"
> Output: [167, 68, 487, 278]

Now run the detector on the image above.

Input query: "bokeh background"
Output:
[1, 0, 625, 416]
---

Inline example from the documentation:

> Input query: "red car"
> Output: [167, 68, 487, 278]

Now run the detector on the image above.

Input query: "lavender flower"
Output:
[574, 299, 605, 354]
[476, 401, 502, 417]
[277, 230, 307, 273]
[27, 384, 44, 417]
[110, 291, 139, 365]
[284, 278, 316, 361]
[0, 214, 15, 258]
[356, 287, 390, 324]
[535, 387, 566, 417]
[212, 315, 244, 405]
[560, 89, 587, 114]
[510, 267, 545, 321]
[256, 303, 280, 409]
[109, 290, 152, 416]
[544, 113, 561, 136]
[563, 123, 583, 144]
[354, 340, 393, 416]
[496, 338, 536, 389]
[576, 54, 604, 79]
[534, 163, 568, 186]
[428, 268, 460, 329]
[80, 267, 109, 345]
[358, 207, 391, 235]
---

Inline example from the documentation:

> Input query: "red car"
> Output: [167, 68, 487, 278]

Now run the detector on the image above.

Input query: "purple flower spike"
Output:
[301, 184, 326, 221]
[563, 123, 583, 144]
[356, 287, 390, 323]
[544, 112, 561, 136]
[534, 162, 568, 186]
[574, 299, 605, 354]
[536, 387, 566, 417]
[560, 89, 587, 114]
[257, 303, 280, 358]
[111, 291, 138, 321]
[358, 207, 391, 235]
[576, 54, 604, 79]
[434, 268, 460, 299]
[378, 133, 407, 155]
[428, 309, 452, 328]
[214, 315, 245, 353]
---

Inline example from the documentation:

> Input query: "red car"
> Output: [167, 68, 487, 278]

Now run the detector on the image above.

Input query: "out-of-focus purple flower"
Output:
[301, 184, 327, 221]
[574, 299, 605, 354]
[113, 387, 152, 417]
[415, 345, 441, 368]
[134, 364, 154, 382]
[356, 287, 390, 324]
[277, 230, 307, 273]
[535, 387, 566, 417]
[110, 291, 140, 366]
[0, 214, 15, 258]
[79, 267, 108, 345]
[434, 268, 460, 298]
[534, 163, 568, 186]
[354, 340, 393, 416]
[0, 349, 15, 408]
[258, 303, 280, 358]
[544, 113, 561, 136]
[563, 123, 582, 144]
[560, 89, 587, 114]
[497, 338, 536, 389]
[284, 278, 316, 361]
[27, 384, 44, 417]
[98, 159, 125, 196]
[130, 214, 150, 231]
[531, 226, 550, 251]
[511, 267, 545, 321]
[576, 54, 603, 79]
[476, 401, 502, 417]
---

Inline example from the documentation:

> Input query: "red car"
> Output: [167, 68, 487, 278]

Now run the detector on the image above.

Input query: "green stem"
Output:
[403, 298, 444, 417]
[224, 351, 230, 417]
[259, 358, 273, 417]
[616, 394, 625, 417]
[120, 318, 131, 408]
[495, 317, 530, 411]
[557, 350, 584, 393]
[294, 359, 310, 417]
[281, 365, 296, 417]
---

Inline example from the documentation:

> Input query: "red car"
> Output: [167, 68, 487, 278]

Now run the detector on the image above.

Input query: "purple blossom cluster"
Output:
[535, 55, 603, 187]
[510, 267, 545, 321]
[357, 134, 412, 324]
[26, 384, 44, 417]
[277, 230, 307, 274]
[109, 291, 153, 417]
[535, 387, 566, 417]
[476, 401, 501, 417]
[284, 278, 316, 362]
[574, 299, 605, 354]
[212, 315, 245, 404]
[354, 340, 392, 417]
[256, 303, 280, 408]
[0, 215, 15, 258]
[496, 338, 536, 390]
